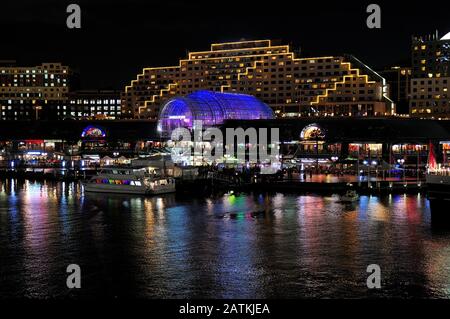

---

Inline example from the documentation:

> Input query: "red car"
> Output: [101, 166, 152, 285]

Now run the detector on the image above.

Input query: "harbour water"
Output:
[1, 178, 450, 298]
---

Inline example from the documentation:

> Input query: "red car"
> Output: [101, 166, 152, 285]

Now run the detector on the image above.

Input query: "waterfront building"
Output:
[410, 31, 450, 117]
[123, 40, 394, 119]
[219, 118, 450, 170]
[410, 77, 450, 118]
[0, 61, 77, 120]
[157, 90, 274, 134]
[379, 67, 411, 115]
[67, 90, 122, 120]
[1, 118, 450, 171]
[0, 120, 161, 170]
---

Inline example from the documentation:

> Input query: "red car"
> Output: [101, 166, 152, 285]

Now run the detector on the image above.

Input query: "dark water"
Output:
[1, 179, 450, 299]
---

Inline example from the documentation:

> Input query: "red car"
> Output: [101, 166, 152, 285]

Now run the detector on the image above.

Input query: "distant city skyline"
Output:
[1, 0, 449, 89]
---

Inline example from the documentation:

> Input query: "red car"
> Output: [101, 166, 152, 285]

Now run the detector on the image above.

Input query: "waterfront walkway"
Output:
[287, 173, 422, 184]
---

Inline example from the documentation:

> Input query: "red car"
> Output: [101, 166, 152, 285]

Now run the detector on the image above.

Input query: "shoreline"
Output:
[1, 172, 426, 196]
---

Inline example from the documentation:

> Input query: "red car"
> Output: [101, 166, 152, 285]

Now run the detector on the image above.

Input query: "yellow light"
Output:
[311, 62, 375, 105]
[124, 38, 383, 116]
[211, 39, 271, 49]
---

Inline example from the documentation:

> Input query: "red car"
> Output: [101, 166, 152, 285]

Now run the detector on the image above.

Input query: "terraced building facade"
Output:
[122, 40, 393, 119]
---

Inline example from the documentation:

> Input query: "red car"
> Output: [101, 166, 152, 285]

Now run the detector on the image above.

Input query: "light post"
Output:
[356, 145, 360, 186]
[331, 156, 339, 180]
[397, 158, 406, 185]
[416, 146, 420, 184]
[33, 105, 42, 120]
[309, 128, 325, 175]
[363, 160, 370, 188]
[371, 160, 378, 189]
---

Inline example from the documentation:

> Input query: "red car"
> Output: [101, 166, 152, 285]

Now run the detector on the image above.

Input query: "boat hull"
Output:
[83, 182, 149, 195]
[148, 184, 176, 195]
[82, 167, 177, 196]
[83, 182, 176, 195]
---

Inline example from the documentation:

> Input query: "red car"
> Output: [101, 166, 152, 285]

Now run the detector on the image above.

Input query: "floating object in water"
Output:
[339, 190, 359, 203]
[250, 210, 265, 218]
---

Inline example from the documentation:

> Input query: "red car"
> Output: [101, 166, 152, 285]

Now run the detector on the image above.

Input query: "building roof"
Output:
[1, 118, 450, 144]
[157, 90, 274, 135]
[0, 120, 159, 141]
[220, 118, 450, 143]
[441, 32, 450, 40]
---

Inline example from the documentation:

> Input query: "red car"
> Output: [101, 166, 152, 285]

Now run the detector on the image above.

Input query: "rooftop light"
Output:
[441, 32, 450, 40]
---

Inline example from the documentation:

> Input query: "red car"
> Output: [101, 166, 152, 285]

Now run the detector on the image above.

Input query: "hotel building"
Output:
[410, 31, 450, 117]
[66, 90, 122, 120]
[0, 61, 76, 120]
[122, 40, 394, 119]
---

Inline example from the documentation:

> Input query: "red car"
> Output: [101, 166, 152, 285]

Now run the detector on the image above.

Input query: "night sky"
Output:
[1, 0, 449, 90]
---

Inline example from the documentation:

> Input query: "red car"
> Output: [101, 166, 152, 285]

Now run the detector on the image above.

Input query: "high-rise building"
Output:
[411, 32, 450, 78]
[66, 90, 122, 120]
[122, 40, 393, 119]
[379, 66, 411, 115]
[410, 31, 450, 117]
[0, 61, 77, 120]
[410, 77, 450, 117]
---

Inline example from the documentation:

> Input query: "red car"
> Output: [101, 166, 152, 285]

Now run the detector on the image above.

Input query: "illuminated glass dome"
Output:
[157, 90, 274, 134]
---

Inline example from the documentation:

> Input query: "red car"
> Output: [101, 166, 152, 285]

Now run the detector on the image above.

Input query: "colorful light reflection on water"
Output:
[1, 179, 450, 298]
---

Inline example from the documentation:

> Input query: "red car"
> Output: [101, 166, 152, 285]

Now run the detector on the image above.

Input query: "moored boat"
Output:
[339, 190, 359, 203]
[82, 167, 176, 195]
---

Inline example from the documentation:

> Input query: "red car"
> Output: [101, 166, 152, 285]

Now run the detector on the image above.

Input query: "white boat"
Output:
[340, 190, 359, 202]
[82, 167, 176, 195]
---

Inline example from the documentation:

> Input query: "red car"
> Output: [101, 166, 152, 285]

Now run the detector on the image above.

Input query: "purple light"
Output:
[81, 125, 106, 138]
[158, 90, 274, 134]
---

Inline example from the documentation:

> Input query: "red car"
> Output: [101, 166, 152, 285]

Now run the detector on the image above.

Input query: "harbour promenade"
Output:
[0, 163, 425, 195]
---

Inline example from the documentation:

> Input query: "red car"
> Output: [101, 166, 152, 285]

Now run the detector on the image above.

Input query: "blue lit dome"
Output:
[157, 90, 274, 134]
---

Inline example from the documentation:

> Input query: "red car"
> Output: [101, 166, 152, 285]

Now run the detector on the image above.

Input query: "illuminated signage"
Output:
[81, 125, 106, 138]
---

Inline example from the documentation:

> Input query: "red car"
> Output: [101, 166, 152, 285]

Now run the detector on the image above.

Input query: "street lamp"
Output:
[397, 158, 406, 185]
[309, 128, 325, 174]
[33, 105, 42, 120]
[363, 160, 370, 187]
